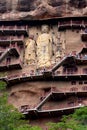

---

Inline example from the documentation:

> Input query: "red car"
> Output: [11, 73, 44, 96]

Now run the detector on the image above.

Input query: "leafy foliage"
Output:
[47, 107, 87, 130]
[0, 81, 7, 90]
[15, 125, 42, 130]
[72, 107, 87, 125]
[0, 80, 42, 130]
[0, 81, 25, 130]
[1, 80, 87, 130]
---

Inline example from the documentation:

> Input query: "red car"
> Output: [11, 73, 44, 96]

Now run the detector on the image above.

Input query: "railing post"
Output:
[14, 25, 17, 31]
[26, 25, 28, 30]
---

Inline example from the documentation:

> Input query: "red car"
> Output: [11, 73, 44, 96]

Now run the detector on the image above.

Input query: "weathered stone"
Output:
[48, 0, 64, 7]
[17, 0, 31, 11]
[69, 0, 87, 8]
[0, 0, 7, 13]
[0, 0, 87, 20]
[16, 0, 41, 12]
[36, 25, 52, 67]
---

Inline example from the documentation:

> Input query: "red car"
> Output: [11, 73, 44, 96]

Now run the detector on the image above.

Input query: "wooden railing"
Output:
[18, 91, 87, 118]
[0, 36, 24, 41]
[58, 20, 87, 29]
[54, 70, 87, 76]
[0, 25, 28, 31]
[0, 58, 22, 68]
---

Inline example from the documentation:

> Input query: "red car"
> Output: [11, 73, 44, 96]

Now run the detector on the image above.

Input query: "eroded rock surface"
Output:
[0, 0, 87, 20]
[69, 0, 87, 9]
[0, 0, 7, 13]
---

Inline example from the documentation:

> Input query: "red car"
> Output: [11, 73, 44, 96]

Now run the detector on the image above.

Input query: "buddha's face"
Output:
[41, 25, 49, 33]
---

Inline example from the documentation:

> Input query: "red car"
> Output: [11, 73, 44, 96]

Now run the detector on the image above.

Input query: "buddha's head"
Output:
[41, 25, 49, 33]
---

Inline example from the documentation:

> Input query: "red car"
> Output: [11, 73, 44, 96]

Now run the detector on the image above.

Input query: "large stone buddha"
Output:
[36, 25, 52, 68]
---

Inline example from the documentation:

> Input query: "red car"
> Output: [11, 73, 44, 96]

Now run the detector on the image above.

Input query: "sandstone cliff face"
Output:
[0, 0, 87, 20]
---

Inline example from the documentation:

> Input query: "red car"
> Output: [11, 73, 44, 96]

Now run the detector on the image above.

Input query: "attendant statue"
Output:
[25, 36, 36, 65]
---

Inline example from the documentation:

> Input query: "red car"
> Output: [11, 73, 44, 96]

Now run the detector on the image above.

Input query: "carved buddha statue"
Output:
[25, 35, 36, 65]
[36, 25, 52, 68]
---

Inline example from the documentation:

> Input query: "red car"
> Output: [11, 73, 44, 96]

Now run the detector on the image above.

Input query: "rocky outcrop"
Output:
[17, 0, 31, 11]
[0, 0, 87, 20]
[48, 0, 64, 7]
[69, 0, 87, 9]
[0, 0, 7, 13]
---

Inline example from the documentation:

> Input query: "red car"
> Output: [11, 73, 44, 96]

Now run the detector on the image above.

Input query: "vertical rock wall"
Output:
[0, 0, 87, 20]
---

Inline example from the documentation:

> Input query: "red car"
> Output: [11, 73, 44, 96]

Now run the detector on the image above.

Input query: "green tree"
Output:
[15, 125, 42, 130]
[72, 107, 87, 125]
[0, 81, 24, 130]
[47, 107, 87, 130]
[0, 81, 7, 90]
[0, 81, 42, 130]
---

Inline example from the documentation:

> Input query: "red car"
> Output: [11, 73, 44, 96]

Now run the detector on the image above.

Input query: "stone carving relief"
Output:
[55, 33, 66, 62]
[24, 25, 66, 68]
[25, 36, 36, 65]
[36, 25, 52, 68]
